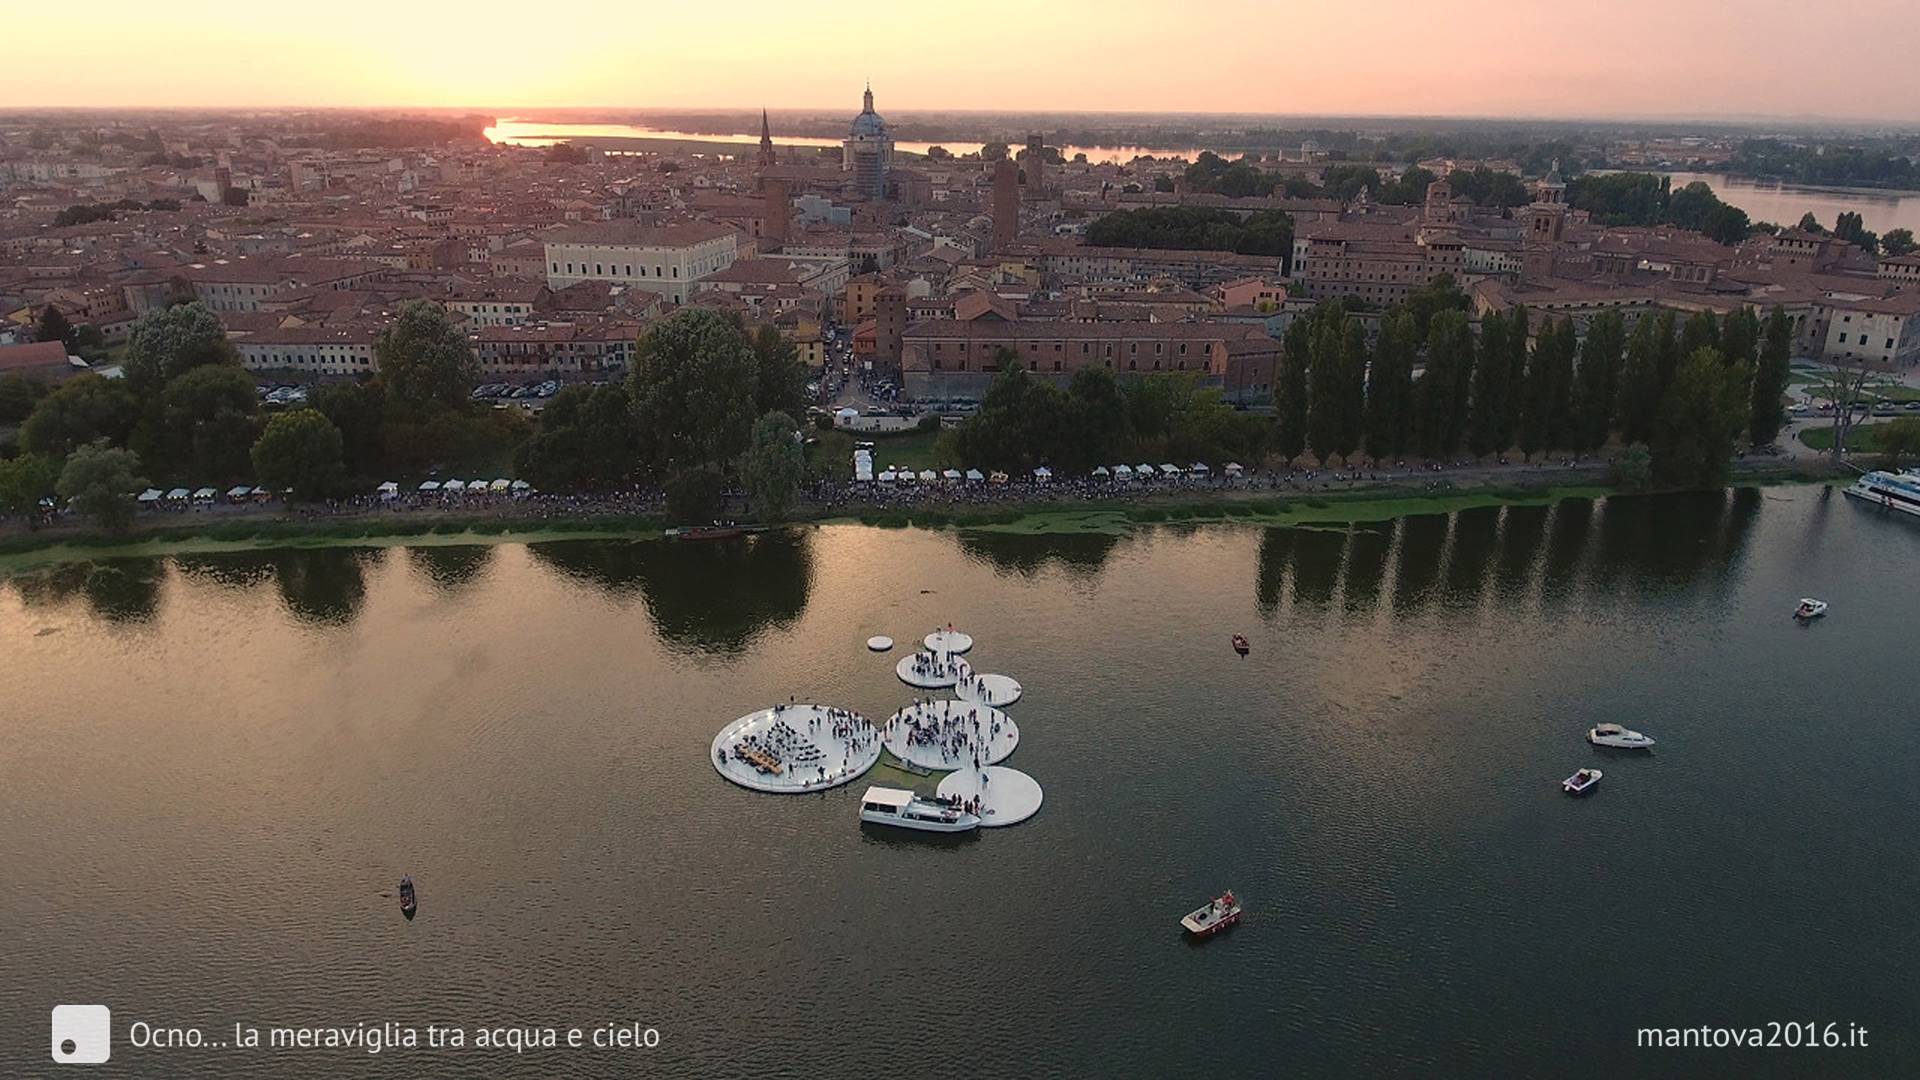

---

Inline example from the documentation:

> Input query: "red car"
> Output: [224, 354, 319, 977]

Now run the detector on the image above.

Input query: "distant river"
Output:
[5, 487, 1919, 1076]
[484, 119, 1199, 166]
[1662, 170, 1920, 236]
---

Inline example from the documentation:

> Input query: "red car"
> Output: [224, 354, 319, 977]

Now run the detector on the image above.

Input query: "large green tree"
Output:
[0, 374, 49, 424]
[1364, 308, 1417, 461]
[35, 304, 74, 347]
[629, 309, 761, 475]
[1276, 315, 1311, 464]
[375, 301, 479, 412]
[1650, 347, 1747, 489]
[19, 375, 139, 458]
[1616, 314, 1666, 445]
[156, 363, 260, 481]
[313, 381, 388, 480]
[0, 453, 60, 514]
[1415, 311, 1474, 458]
[1467, 310, 1512, 457]
[250, 408, 345, 500]
[1502, 306, 1531, 446]
[749, 324, 809, 424]
[1307, 305, 1358, 464]
[56, 440, 146, 533]
[743, 411, 806, 521]
[513, 383, 639, 491]
[124, 302, 234, 396]
[1571, 310, 1626, 454]
[1748, 307, 1794, 446]
[1875, 417, 1920, 469]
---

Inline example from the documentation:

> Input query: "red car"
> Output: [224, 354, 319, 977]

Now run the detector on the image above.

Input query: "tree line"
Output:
[1272, 276, 1796, 491]
[0, 302, 813, 531]
[1084, 205, 1294, 259]
[1566, 174, 1752, 245]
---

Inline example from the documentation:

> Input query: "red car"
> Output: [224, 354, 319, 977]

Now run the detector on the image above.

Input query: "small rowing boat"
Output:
[1231, 634, 1250, 656]
[1180, 890, 1242, 937]
[398, 875, 417, 920]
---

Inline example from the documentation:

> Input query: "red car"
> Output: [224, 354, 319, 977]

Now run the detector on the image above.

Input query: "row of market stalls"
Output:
[377, 479, 533, 498]
[852, 462, 1247, 484]
[136, 486, 278, 506]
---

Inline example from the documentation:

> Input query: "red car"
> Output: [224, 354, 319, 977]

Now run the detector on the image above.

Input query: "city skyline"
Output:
[6, 0, 1920, 125]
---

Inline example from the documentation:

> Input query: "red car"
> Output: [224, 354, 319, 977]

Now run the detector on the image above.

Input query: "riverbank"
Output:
[0, 459, 1843, 575]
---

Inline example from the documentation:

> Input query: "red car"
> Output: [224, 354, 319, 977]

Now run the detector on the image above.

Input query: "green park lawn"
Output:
[810, 426, 947, 478]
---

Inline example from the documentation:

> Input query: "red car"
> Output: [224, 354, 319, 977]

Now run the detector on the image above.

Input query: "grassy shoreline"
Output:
[0, 465, 1840, 576]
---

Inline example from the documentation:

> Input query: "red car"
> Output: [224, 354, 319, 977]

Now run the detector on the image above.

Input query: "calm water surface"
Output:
[1662, 170, 1920, 236]
[4, 487, 1917, 1078]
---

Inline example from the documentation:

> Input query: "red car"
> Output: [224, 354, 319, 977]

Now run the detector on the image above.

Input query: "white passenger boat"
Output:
[1562, 768, 1602, 796]
[1843, 469, 1920, 518]
[858, 786, 980, 833]
[1794, 598, 1828, 620]
[1587, 723, 1655, 750]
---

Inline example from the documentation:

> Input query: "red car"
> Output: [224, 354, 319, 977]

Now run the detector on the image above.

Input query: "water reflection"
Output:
[174, 551, 277, 590]
[1257, 492, 1761, 618]
[406, 545, 496, 594]
[954, 530, 1121, 579]
[270, 548, 381, 626]
[9, 558, 164, 623]
[526, 531, 813, 654]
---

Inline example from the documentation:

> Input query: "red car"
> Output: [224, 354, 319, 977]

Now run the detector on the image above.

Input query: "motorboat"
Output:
[1231, 634, 1250, 656]
[1562, 768, 1602, 796]
[1180, 890, 1242, 937]
[1587, 723, 1655, 750]
[1843, 469, 1920, 518]
[1794, 598, 1828, 620]
[398, 875, 417, 920]
[666, 524, 746, 541]
[858, 786, 980, 833]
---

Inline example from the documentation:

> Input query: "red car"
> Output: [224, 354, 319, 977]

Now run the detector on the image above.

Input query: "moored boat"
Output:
[858, 786, 979, 833]
[1181, 890, 1242, 937]
[398, 875, 417, 920]
[1562, 768, 1602, 796]
[1794, 598, 1828, 620]
[1231, 634, 1250, 656]
[1843, 469, 1920, 518]
[667, 524, 747, 541]
[1587, 723, 1655, 750]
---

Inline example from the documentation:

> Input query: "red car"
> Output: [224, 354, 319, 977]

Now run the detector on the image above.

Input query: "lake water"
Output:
[5, 486, 1918, 1077]
[483, 119, 1198, 165]
[1662, 170, 1920, 237]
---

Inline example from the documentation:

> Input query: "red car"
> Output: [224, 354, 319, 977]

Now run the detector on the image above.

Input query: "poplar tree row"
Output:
[1275, 284, 1797, 487]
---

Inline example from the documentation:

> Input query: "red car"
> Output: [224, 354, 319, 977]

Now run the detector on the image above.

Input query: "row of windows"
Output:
[932, 356, 1194, 373]
[928, 340, 1194, 357]
[554, 262, 681, 279]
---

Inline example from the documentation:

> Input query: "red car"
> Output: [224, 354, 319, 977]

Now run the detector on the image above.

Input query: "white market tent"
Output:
[418, 480, 441, 492]
[942, 468, 963, 482]
[165, 487, 190, 501]
[879, 469, 899, 482]
[137, 488, 163, 503]
[490, 478, 512, 492]
[989, 471, 1009, 485]
[965, 468, 985, 483]
[1092, 466, 1110, 478]
[1033, 466, 1052, 482]
[1224, 462, 1245, 476]
[442, 479, 466, 492]
[376, 481, 400, 497]
[1160, 463, 1182, 475]
[918, 469, 937, 482]
[836, 407, 859, 422]
[226, 485, 252, 500]
[1136, 464, 1156, 477]
[1189, 462, 1211, 476]
[192, 487, 217, 501]
[1113, 464, 1134, 480]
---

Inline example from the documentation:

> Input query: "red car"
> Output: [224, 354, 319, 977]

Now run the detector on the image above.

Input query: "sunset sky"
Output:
[6, 0, 1917, 122]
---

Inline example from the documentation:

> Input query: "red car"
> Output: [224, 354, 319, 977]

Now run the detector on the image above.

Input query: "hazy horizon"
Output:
[5, 0, 1918, 126]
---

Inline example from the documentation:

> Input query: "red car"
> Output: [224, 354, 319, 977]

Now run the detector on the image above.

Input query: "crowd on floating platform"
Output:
[890, 699, 1008, 770]
[902, 650, 966, 683]
[721, 705, 876, 786]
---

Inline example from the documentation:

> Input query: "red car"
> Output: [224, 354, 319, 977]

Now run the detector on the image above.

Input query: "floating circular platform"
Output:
[955, 672, 1022, 708]
[867, 635, 894, 652]
[937, 767, 1043, 827]
[896, 650, 970, 689]
[710, 704, 881, 794]
[883, 699, 1018, 771]
[924, 629, 974, 655]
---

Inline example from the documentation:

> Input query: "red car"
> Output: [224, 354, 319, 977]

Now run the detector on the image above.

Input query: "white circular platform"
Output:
[955, 671, 1022, 708]
[883, 699, 1018, 771]
[867, 635, 894, 652]
[896, 650, 970, 689]
[924, 629, 974, 655]
[710, 704, 882, 794]
[937, 767, 1043, 827]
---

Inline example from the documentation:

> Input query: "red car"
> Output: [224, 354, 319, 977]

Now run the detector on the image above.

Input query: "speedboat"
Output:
[1562, 768, 1602, 796]
[1180, 890, 1242, 937]
[858, 786, 980, 833]
[1794, 598, 1828, 620]
[398, 875, 417, 920]
[1587, 723, 1655, 750]
[1231, 634, 1250, 656]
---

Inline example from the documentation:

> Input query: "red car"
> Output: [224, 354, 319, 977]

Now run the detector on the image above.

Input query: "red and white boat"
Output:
[1231, 634, 1250, 656]
[1180, 890, 1242, 937]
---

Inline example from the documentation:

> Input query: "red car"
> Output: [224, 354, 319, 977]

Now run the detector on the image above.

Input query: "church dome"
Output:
[849, 85, 888, 139]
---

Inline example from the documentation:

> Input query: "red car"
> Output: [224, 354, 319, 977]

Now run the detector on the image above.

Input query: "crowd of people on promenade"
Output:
[888, 699, 1008, 770]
